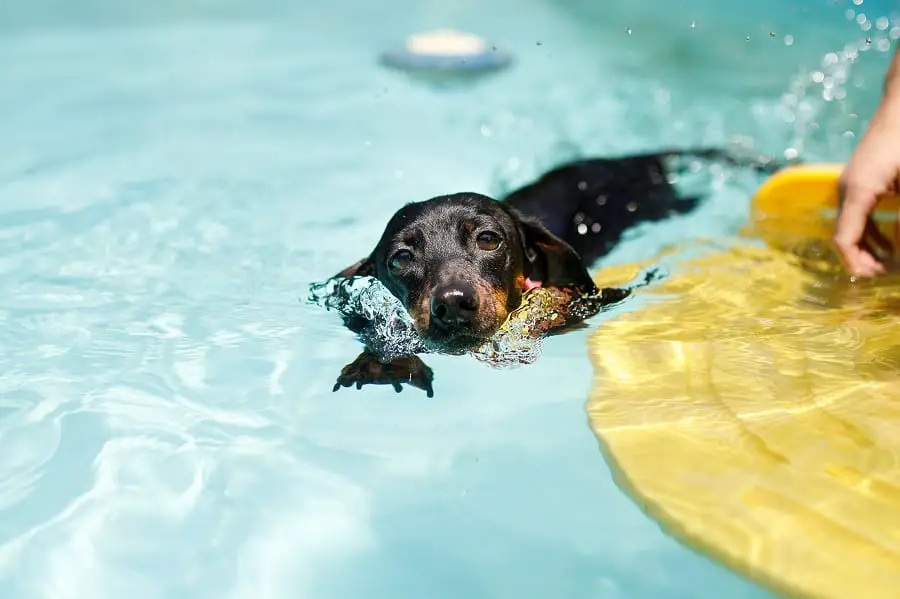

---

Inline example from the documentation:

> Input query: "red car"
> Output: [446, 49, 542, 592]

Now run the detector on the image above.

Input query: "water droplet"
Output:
[576, 223, 588, 235]
[769, 31, 776, 37]
[577, 180, 588, 191]
[480, 124, 493, 137]
[852, 0, 863, 5]
[536, 40, 543, 46]
[690, 20, 696, 29]
[626, 202, 638, 212]
[625, 27, 633, 35]
[745, 35, 751, 41]
[784, 148, 799, 160]
[596, 195, 608, 206]
[866, 37, 872, 45]
[784, 34, 794, 46]
[876, 16, 889, 30]
[812, 71, 825, 83]
[878, 38, 892, 52]
[590, 223, 602, 233]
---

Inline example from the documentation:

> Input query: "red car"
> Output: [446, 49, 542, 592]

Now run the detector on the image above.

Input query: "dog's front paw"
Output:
[333, 350, 435, 398]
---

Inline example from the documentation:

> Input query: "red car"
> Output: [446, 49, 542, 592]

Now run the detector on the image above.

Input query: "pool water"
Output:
[0, 0, 895, 597]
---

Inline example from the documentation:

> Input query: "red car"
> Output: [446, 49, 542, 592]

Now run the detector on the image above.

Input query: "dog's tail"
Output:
[641, 146, 799, 175]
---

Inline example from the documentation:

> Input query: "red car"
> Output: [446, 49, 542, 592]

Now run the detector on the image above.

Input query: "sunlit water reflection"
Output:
[0, 0, 898, 597]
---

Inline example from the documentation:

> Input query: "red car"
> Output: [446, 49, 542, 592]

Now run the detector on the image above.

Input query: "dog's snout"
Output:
[430, 283, 480, 329]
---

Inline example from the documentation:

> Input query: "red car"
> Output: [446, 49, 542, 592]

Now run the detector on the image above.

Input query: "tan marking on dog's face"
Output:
[472, 281, 507, 336]
[409, 290, 432, 333]
[514, 273, 526, 292]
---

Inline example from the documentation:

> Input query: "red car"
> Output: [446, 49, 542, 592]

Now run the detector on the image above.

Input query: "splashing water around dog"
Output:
[307, 267, 666, 368]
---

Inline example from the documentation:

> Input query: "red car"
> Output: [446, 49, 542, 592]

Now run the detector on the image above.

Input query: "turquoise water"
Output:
[0, 0, 896, 597]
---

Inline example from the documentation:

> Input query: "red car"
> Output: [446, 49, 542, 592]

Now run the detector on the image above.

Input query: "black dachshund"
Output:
[326, 148, 780, 396]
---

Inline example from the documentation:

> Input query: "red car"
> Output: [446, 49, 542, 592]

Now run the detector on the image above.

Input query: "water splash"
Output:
[306, 268, 666, 367]
[469, 267, 667, 368]
[307, 276, 429, 361]
[777, 8, 900, 160]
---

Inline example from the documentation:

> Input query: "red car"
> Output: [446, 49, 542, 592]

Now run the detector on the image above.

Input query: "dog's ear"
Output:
[335, 255, 375, 279]
[514, 213, 598, 293]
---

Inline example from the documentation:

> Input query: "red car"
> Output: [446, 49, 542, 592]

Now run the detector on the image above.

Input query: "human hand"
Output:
[834, 97, 900, 277]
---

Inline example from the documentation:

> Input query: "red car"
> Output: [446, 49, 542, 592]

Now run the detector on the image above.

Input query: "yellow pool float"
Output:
[586, 165, 900, 599]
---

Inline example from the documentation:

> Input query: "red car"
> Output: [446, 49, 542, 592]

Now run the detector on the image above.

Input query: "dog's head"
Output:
[337, 192, 598, 347]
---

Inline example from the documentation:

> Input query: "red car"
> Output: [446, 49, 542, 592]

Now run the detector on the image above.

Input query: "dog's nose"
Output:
[430, 283, 480, 329]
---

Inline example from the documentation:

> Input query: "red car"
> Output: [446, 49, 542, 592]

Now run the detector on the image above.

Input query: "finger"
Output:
[853, 242, 886, 277]
[864, 218, 893, 258]
[834, 184, 880, 256]
[860, 249, 887, 275]
[860, 238, 876, 260]
[840, 247, 875, 277]
[835, 203, 883, 275]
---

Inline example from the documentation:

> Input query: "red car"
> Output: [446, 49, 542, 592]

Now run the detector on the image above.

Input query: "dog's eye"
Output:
[476, 231, 502, 251]
[388, 249, 413, 272]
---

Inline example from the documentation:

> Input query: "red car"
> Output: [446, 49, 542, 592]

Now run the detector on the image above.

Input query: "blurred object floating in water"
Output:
[378, 29, 514, 89]
[584, 158, 900, 598]
[586, 239, 900, 599]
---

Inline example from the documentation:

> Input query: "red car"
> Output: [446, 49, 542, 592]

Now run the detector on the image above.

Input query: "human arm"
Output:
[833, 44, 900, 276]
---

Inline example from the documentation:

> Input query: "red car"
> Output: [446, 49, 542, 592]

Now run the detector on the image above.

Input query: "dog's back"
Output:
[502, 148, 781, 265]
